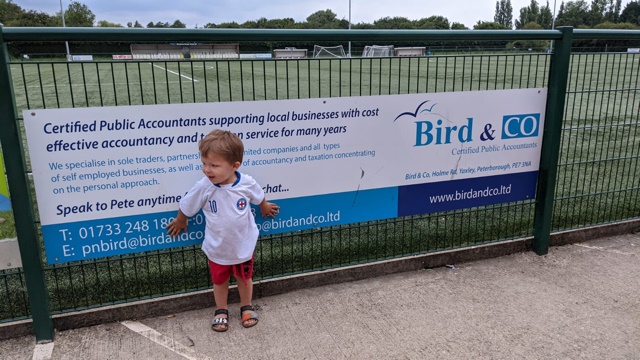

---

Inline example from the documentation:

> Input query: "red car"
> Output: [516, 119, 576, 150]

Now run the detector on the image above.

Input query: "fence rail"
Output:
[1, 27, 639, 341]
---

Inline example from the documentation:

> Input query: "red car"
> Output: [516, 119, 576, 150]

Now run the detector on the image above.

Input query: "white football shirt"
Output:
[179, 172, 265, 265]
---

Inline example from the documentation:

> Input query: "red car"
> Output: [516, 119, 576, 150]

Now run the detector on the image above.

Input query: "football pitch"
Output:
[10, 54, 556, 111]
[9, 52, 638, 118]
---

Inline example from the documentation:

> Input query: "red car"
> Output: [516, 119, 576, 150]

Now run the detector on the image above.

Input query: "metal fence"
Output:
[1, 27, 639, 341]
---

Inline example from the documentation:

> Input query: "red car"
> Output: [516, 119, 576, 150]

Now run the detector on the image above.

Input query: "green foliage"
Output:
[538, 1, 553, 28]
[556, 0, 590, 27]
[494, 0, 514, 28]
[96, 20, 123, 28]
[593, 20, 639, 28]
[0, 0, 23, 25]
[170, 19, 186, 28]
[6, 9, 57, 27]
[126, 21, 143, 28]
[515, 0, 539, 28]
[415, 16, 450, 29]
[620, 1, 640, 25]
[474, 21, 510, 29]
[507, 21, 549, 50]
[373, 16, 414, 29]
[306, 9, 340, 29]
[64, 1, 95, 27]
[451, 22, 469, 30]
[515, 0, 553, 29]
[0, 211, 16, 239]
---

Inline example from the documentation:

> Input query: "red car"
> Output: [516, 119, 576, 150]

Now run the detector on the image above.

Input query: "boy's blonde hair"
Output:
[199, 130, 244, 164]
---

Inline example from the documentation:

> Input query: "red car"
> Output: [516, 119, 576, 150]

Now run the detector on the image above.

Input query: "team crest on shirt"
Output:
[236, 198, 247, 211]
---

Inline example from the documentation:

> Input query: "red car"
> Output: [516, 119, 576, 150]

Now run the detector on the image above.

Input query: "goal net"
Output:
[313, 45, 346, 58]
[362, 45, 394, 57]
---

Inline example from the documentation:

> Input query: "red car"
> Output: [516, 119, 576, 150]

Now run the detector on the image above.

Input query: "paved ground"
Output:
[1, 233, 639, 360]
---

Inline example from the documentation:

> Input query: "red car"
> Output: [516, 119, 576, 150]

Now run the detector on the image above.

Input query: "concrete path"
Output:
[1, 233, 639, 359]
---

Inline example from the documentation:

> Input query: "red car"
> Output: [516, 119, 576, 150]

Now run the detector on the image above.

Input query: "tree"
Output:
[170, 20, 186, 28]
[96, 20, 122, 27]
[619, 0, 640, 24]
[508, 21, 548, 50]
[451, 22, 469, 29]
[352, 22, 375, 29]
[594, 21, 638, 28]
[373, 16, 414, 29]
[127, 20, 143, 28]
[306, 9, 339, 28]
[216, 21, 241, 28]
[415, 16, 450, 29]
[556, 0, 590, 27]
[147, 21, 170, 28]
[0, 0, 23, 25]
[494, 0, 514, 28]
[539, 1, 553, 28]
[590, 0, 608, 26]
[7, 9, 56, 27]
[515, 0, 541, 28]
[603, 0, 622, 22]
[474, 20, 510, 29]
[64, 1, 95, 27]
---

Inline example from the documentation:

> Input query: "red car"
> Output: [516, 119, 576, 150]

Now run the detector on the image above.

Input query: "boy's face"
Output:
[201, 152, 240, 185]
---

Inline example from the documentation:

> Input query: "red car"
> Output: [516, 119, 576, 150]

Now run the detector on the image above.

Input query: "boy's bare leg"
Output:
[236, 277, 257, 326]
[212, 280, 230, 330]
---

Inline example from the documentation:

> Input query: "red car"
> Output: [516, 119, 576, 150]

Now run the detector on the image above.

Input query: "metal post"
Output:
[532, 26, 573, 255]
[549, 0, 557, 52]
[0, 25, 55, 341]
[348, 0, 351, 57]
[60, 0, 71, 61]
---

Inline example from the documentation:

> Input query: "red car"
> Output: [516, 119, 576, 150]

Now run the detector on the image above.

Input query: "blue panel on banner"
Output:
[42, 187, 398, 263]
[254, 187, 398, 234]
[397, 171, 538, 216]
[42, 210, 206, 263]
[0, 195, 11, 211]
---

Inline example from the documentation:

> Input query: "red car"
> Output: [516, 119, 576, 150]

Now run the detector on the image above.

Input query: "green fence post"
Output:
[0, 25, 54, 341]
[533, 26, 573, 255]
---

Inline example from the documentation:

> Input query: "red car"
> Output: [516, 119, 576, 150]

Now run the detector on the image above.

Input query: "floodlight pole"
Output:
[348, 0, 351, 57]
[60, 0, 71, 61]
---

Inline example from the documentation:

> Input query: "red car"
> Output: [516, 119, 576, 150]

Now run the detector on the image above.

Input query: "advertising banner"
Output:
[24, 89, 547, 263]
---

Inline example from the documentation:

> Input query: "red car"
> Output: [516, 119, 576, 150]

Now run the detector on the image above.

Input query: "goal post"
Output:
[362, 45, 394, 57]
[313, 45, 346, 58]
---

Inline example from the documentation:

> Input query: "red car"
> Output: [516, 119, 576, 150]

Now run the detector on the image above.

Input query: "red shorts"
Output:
[208, 255, 254, 285]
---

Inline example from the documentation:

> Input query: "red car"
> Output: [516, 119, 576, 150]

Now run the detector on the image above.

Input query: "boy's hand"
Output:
[166, 211, 188, 237]
[259, 200, 280, 218]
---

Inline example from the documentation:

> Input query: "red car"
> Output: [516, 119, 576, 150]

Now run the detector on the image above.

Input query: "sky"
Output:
[13, 0, 634, 29]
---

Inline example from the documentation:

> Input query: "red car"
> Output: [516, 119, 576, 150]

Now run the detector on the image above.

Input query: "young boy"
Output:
[167, 129, 279, 332]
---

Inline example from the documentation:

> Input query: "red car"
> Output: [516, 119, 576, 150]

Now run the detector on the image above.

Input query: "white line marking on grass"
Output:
[574, 243, 634, 256]
[152, 64, 199, 82]
[25, 81, 187, 88]
[32, 342, 54, 360]
[121, 321, 212, 360]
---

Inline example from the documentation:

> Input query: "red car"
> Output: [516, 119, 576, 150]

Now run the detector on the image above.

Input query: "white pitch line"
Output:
[23, 80, 187, 88]
[121, 321, 212, 360]
[152, 64, 199, 82]
[32, 342, 54, 360]
[574, 243, 634, 256]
